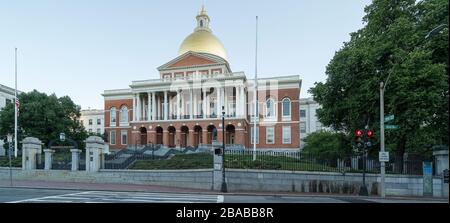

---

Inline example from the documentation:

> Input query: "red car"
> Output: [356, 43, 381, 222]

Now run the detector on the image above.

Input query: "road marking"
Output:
[8, 191, 222, 203]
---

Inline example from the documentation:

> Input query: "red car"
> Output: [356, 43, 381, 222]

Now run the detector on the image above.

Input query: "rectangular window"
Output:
[121, 130, 128, 145]
[110, 130, 116, 145]
[300, 110, 306, 118]
[266, 127, 275, 144]
[88, 129, 92, 133]
[97, 119, 101, 125]
[97, 128, 101, 134]
[175, 73, 183, 79]
[316, 121, 322, 131]
[5, 99, 11, 104]
[282, 126, 291, 144]
[89, 119, 93, 125]
[250, 127, 259, 144]
[300, 122, 306, 133]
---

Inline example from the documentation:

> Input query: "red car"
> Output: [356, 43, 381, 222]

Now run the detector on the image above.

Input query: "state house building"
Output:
[103, 7, 302, 151]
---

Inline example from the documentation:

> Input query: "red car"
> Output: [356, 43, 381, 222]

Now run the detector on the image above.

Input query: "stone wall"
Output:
[0, 167, 446, 198]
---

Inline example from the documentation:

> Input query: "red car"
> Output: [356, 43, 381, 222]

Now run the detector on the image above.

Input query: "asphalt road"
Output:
[0, 188, 447, 203]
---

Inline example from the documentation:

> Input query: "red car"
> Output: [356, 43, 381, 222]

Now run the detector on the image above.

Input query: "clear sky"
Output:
[0, 0, 372, 109]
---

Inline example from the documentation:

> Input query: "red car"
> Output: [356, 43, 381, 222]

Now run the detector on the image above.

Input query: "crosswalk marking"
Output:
[8, 191, 224, 203]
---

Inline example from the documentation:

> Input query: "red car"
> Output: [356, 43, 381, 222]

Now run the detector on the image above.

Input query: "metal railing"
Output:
[223, 150, 431, 175]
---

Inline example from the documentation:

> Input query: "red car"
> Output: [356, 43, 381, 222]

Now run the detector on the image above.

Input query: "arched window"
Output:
[120, 106, 128, 124]
[200, 20, 203, 27]
[265, 98, 276, 118]
[110, 107, 117, 124]
[282, 98, 291, 120]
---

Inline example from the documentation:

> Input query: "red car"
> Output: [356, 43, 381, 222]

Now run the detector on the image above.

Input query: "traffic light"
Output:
[367, 130, 374, 138]
[355, 129, 363, 137]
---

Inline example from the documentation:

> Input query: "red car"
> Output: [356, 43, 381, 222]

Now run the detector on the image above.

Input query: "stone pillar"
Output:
[0, 141, 5, 156]
[188, 130, 195, 147]
[164, 91, 168, 120]
[43, 149, 55, 170]
[71, 149, 81, 171]
[213, 145, 225, 191]
[21, 137, 43, 170]
[163, 130, 169, 148]
[85, 136, 105, 172]
[202, 129, 208, 145]
[152, 92, 156, 121]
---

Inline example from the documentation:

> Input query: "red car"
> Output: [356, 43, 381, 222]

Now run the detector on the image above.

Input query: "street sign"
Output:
[385, 124, 399, 129]
[379, 151, 389, 162]
[384, 114, 394, 122]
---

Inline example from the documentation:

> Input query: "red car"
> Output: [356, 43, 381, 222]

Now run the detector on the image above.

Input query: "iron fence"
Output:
[224, 150, 432, 175]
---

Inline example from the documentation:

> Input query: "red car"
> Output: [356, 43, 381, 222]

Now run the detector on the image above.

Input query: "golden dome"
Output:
[178, 6, 228, 60]
[178, 30, 228, 60]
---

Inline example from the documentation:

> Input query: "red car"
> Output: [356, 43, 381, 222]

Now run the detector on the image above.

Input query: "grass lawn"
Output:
[130, 153, 341, 172]
[131, 153, 213, 169]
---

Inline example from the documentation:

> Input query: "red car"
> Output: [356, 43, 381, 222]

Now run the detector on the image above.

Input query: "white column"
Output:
[147, 92, 151, 121]
[136, 94, 141, 121]
[164, 91, 168, 120]
[244, 87, 247, 117]
[224, 87, 228, 116]
[176, 90, 181, 119]
[152, 92, 156, 121]
[193, 89, 198, 118]
[236, 86, 241, 117]
[240, 86, 244, 117]
[133, 94, 137, 121]
[202, 88, 207, 117]
[217, 86, 221, 116]
[190, 88, 193, 119]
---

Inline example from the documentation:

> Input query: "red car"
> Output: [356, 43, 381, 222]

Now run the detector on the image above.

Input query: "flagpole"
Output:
[14, 47, 18, 158]
[252, 16, 258, 161]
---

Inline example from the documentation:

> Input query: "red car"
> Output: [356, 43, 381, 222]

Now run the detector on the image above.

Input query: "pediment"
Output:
[158, 51, 227, 71]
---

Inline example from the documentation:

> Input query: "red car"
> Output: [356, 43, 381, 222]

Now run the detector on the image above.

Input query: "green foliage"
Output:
[302, 131, 351, 159]
[309, 0, 449, 157]
[0, 90, 88, 149]
[131, 153, 213, 169]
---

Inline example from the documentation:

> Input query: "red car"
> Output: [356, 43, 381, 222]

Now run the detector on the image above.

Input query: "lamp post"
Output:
[7, 133, 13, 186]
[221, 105, 227, 192]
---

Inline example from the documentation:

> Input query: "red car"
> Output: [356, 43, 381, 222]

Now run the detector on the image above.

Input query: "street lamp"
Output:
[7, 133, 13, 186]
[221, 105, 227, 192]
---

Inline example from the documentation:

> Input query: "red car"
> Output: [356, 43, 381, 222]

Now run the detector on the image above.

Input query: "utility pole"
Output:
[380, 82, 386, 198]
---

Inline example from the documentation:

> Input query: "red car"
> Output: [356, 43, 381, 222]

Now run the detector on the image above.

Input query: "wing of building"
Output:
[0, 84, 18, 110]
[102, 7, 302, 152]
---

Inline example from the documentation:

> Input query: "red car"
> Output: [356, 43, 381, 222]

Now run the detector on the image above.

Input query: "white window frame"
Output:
[110, 107, 117, 126]
[281, 98, 291, 121]
[121, 130, 128, 145]
[264, 98, 277, 121]
[96, 128, 101, 134]
[110, 130, 116, 145]
[120, 106, 129, 126]
[250, 127, 259, 144]
[282, 126, 291, 144]
[266, 127, 275, 144]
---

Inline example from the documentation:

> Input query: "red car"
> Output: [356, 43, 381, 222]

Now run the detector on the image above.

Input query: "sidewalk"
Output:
[1, 179, 447, 202]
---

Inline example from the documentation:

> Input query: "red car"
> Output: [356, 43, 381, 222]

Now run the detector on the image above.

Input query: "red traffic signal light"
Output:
[355, 129, 363, 137]
[367, 130, 374, 138]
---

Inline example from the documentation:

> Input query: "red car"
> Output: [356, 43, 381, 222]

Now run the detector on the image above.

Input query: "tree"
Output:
[302, 131, 351, 160]
[0, 90, 88, 150]
[309, 0, 448, 171]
